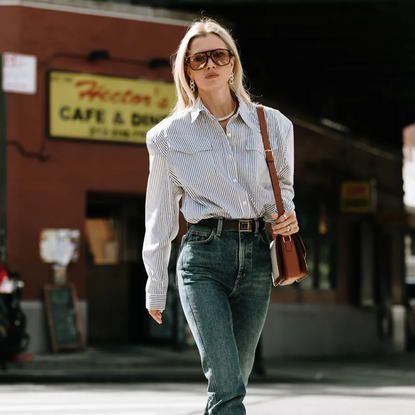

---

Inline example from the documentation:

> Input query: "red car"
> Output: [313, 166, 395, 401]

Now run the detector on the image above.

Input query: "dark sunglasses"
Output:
[185, 49, 233, 71]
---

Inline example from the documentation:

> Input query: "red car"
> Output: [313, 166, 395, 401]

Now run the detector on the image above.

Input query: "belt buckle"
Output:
[238, 220, 252, 232]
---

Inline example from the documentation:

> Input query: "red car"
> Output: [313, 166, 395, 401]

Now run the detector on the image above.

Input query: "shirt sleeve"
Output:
[142, 132, 183, 311]
[278, 120, 296, 214]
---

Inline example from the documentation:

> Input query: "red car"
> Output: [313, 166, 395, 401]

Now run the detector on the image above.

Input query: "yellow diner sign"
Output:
[48, 71, 175, 144]
[340, 181, 377, 213]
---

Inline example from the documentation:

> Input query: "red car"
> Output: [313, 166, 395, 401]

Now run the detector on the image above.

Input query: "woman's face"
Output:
[185, 33, 235, 94]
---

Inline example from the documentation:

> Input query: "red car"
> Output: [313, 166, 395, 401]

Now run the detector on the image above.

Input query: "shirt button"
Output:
[233, 179, 237, 183]
[228, 155, 232, 159]
[243, 201, 247, 205]
[227, 133, 231, 137]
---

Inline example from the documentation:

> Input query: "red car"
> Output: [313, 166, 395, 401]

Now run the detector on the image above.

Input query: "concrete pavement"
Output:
[0, 381, 414, 415]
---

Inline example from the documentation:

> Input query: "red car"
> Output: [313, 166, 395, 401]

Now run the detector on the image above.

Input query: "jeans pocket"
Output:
[258, 228, 271, 246]
[186, 227, 215, 245]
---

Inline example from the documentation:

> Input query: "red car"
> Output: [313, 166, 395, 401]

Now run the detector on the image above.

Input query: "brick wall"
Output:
[0, 5, 185, 299]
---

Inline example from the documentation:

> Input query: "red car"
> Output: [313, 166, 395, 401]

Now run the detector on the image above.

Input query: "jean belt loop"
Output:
[216, 217, 223, 237]
[254, 218, 259, 237]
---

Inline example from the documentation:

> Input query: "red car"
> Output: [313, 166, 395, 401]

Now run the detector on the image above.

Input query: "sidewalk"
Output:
[1, 345, 415, 385]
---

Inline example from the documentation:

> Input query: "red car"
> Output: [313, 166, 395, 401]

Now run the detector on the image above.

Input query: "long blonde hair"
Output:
[171, 18, 252, 113]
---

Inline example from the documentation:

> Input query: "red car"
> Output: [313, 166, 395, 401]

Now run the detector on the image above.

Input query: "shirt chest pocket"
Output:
[168, 139, 216, 188]
[245, 133, 273, 189]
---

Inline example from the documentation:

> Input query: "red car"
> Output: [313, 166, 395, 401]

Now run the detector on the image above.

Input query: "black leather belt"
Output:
[192, 218, 265, 232]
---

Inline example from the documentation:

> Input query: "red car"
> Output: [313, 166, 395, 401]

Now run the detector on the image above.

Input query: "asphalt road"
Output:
[0, 381, 414, 415]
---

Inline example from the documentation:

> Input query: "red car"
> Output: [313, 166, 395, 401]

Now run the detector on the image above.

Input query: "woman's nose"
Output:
[206, 56, 216, 68]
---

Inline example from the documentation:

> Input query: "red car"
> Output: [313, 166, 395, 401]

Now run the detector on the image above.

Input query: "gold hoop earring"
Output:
[190, 79, 195, 92]
[229, 72, 234, 85]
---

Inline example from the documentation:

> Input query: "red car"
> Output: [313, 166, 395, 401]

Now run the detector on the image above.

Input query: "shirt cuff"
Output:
[146, 293, 167, 311]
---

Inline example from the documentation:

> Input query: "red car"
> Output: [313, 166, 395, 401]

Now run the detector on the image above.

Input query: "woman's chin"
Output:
[198, 83, 230, 94]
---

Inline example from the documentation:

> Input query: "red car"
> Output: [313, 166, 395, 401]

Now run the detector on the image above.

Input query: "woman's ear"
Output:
[185, 65, 192, 79]
[230, 56, 236, 71]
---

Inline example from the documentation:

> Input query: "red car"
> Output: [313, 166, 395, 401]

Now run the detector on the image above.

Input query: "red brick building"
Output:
[0, 1, 193, 352]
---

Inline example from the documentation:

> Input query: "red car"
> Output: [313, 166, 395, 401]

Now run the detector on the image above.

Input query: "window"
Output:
[295, 189, 336, 290]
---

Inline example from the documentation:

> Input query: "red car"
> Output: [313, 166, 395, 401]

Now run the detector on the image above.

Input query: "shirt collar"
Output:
[190, 96, 206, 123]
[236, 99, 260, 131]
[190, 95, 260, 132]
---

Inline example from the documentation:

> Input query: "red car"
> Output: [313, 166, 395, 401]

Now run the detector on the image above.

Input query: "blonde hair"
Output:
[171, 18, 252, 113]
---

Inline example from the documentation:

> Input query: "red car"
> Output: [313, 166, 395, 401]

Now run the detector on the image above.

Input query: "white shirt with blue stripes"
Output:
[143, 96, 296, 310]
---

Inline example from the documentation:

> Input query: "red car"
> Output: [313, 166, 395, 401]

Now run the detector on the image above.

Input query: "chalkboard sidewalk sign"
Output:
[44, 283, 85, 354]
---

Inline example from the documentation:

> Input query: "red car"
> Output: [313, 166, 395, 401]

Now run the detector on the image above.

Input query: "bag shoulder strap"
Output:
[256, 105, 285, 217]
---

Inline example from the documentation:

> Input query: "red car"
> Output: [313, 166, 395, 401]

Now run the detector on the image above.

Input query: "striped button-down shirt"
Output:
[143, 96, 296, 310]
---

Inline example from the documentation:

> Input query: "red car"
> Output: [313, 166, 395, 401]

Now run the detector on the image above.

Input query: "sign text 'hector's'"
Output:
[75, 80, 169, 109]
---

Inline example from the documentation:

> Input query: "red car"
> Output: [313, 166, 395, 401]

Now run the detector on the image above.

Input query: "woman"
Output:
[143, 18, 299, 414]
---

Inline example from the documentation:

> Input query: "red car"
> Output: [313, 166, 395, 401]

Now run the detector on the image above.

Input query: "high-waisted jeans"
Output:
[177, 219, 272, 415]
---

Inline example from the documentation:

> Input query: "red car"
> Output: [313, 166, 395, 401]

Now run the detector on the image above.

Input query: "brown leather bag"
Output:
[257, 105, 308, 286]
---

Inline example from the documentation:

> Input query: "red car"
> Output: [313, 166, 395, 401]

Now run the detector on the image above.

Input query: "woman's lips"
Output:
[205, 73, 219, 79]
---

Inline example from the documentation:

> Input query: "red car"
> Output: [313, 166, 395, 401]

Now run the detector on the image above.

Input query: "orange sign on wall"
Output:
[340, 181, 377, 213]
[48, 71, 175, 144]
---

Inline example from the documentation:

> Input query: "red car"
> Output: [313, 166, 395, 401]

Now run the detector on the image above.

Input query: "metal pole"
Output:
[0, 54, 7, 263]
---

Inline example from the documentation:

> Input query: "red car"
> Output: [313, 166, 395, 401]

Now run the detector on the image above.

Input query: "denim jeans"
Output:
[177, 219, 272, 415]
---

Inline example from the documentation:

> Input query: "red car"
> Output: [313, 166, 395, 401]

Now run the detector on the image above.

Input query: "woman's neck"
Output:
[198, 88, 236, 120]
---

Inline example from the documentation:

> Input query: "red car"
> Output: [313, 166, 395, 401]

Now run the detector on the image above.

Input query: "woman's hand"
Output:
[148, 309, 163, 324]
[271, 211, 299, 237]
